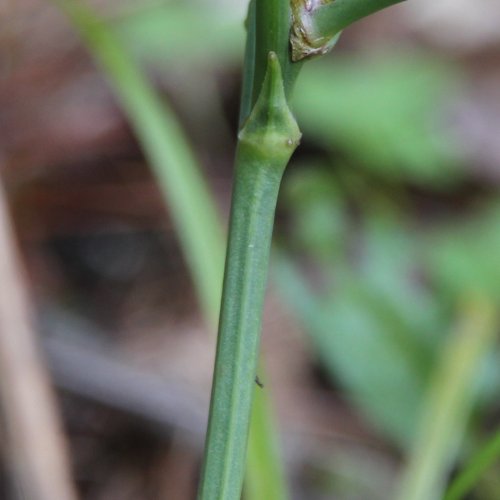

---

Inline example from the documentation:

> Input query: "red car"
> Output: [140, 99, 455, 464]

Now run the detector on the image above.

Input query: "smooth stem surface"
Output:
[238, 2, 298, 498]
[291, 0, 405, 60]
[240, 0, 303, 126]
[312, 0, 406, 39]
[253, 0, 301, 106]
[197, 53, 300, 500]
[239, 0, 257, 127]
[198, 161, 283, 500]
[444, 428, 500, 500]
[396, 296, 497, 500]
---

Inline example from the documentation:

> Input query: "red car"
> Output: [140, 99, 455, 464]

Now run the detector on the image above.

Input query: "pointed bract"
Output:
[239, 52, 301, 161]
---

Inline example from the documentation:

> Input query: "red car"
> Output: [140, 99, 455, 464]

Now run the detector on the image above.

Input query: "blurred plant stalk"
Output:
[444, 427, 500, 500]
[0, 180, 77, 500]
[396, 295, 497, 500]
[54, 0, 224, 327]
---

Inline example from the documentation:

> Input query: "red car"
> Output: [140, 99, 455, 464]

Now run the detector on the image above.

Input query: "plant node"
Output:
[290, 0, 340, 61]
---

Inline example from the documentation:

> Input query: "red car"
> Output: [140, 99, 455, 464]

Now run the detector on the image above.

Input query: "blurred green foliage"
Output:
[271, 56, 500, 493]
[293, 53, 464, 185]
[275, 161, 500, 496]
[114, 0, 244, 66]
[428, 205, 500, 302]
[276, 169, 446, 447]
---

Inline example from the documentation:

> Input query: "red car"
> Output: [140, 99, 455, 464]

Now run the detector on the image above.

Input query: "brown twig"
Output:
[0, 179, 77, 500]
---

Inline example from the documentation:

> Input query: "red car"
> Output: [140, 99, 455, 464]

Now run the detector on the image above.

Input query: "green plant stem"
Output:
[240, 0, 303, 126]
[54, 3, 289, 499]
[252, 0, 301, 106]
[444, 428, 500, 500]
[396, 296, 497, 500]
[239, 0, 258, 127]
[197, 53, 300, 500]
[204, 0, 407, 496]
[198, 160, 278, 499]
[238, 3, 299, 498]
[312, 0, 405, 39]
[291, 0, 405, 60]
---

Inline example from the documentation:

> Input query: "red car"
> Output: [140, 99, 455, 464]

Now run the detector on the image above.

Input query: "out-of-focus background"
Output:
[1, 0, 500, 499]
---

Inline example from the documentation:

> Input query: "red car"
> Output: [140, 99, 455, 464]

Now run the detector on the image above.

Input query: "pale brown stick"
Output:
[0, 180, 77, 500]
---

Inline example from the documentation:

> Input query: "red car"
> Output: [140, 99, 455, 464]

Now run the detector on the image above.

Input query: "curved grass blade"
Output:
[396, 296, 497, 500]
[444, 428, 500, 500]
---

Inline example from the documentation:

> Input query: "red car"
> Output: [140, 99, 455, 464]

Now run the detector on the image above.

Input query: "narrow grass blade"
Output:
[396, 296, 497, 500]
[55, 0, 224, 325]
[246, 387, 289, 500]
[444, 428, 500, 500]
